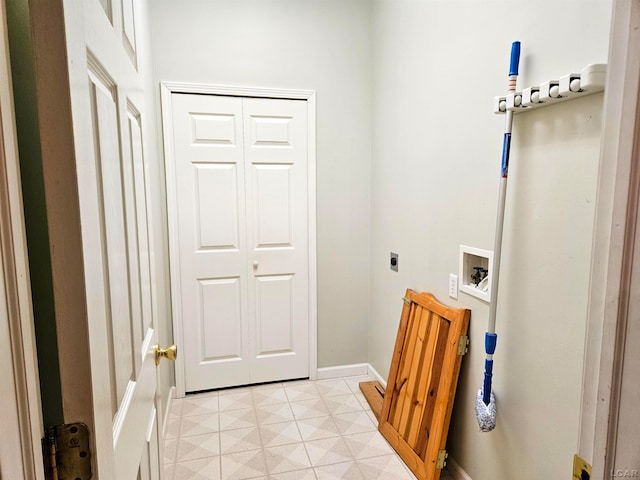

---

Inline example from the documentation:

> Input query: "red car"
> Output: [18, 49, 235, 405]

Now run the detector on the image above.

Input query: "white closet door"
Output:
[170, 94, 309, 392]
[243, 98, 309, 384]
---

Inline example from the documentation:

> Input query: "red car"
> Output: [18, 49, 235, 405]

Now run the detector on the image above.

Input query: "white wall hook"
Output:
[493, 63, 607, 115]
[559, 73, 581, 96]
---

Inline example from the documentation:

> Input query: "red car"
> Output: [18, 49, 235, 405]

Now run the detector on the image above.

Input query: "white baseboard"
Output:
[316, 362, 388, 386]
[162, 386, 176, 439]
[447, 456, 472, 480]
[316, 363, 369, 379]
[366, 363, 387, 388]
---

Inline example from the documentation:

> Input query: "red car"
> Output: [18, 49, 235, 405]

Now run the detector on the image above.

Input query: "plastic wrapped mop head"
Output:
[476, 388, 496, 432]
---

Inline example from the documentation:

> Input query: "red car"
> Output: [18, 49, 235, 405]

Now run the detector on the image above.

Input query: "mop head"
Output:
[476, 388, 496, 432]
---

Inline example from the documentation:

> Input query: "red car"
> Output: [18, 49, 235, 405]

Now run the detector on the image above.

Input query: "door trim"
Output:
[0, 0, 44, 475]
[160, 82, 318, 397]
[578, 0, 640, 476]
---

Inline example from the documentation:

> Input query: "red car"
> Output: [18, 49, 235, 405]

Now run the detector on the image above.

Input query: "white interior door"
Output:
[169, 93, 310, 392]
[73, 3, 161, 479]
[32, 0, 161, 478]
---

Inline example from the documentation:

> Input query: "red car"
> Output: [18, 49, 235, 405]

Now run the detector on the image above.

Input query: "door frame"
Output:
[160, 82, 318, 397]
[0, 0, 44, 476]
[578, 0, 640, 476]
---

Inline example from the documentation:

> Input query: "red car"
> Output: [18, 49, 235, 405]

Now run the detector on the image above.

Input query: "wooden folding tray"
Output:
[378, 289, 470, 480]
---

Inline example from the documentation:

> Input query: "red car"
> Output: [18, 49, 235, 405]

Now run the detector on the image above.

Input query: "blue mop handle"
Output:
[483, 41, 520, 406]
[483, 360, 494, 404]
[509, 41, 521, 76]
[501, 42, 520, 178]
[483, 333, 498, 404]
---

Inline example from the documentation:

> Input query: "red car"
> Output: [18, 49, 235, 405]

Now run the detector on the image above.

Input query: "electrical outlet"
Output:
[449, 274, 458, 299]
[390, 252, 398, 272]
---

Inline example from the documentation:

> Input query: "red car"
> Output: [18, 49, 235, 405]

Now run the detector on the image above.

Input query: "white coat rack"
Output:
[493, 63, 607, 114]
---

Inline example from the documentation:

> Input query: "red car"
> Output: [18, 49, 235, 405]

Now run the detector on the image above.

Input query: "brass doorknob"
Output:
[154, 344, 178, 366]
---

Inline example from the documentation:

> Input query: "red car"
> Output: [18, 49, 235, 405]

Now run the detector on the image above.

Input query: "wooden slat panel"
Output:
[395, 305, 426, 435]
[406, 312, 442, 449]
[385, 297, 415, 428]
[398, 306, 431, 440]
[415, 316, 449, 458]
[423, 321, 461, 472]
[379, 290, 470, 480]
[401, 307, 433, 442]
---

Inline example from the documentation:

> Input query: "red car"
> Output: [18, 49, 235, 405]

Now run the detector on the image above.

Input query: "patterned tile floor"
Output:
[163, 375, 453, 480]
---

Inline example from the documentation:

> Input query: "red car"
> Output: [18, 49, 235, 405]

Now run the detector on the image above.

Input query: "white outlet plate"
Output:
[449, 274, 458, 299]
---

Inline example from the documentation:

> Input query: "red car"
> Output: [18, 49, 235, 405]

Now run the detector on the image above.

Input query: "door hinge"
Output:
[436, 449, 448, 469]
[402, 296, 411, 305]
[43, 423, 92, 480]
[457, 335, 469, 355]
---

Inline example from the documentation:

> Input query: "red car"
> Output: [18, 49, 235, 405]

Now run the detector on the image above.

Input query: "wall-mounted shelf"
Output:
[493, 63, 607, 115]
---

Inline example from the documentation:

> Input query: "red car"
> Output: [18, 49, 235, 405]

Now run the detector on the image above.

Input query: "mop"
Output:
[476, 41, 520, 433]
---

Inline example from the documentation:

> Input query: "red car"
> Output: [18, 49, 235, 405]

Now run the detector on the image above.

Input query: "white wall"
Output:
[147, 0, 373, 368]
[148, 1, 613, 476]
[368, 1, 611, 479]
